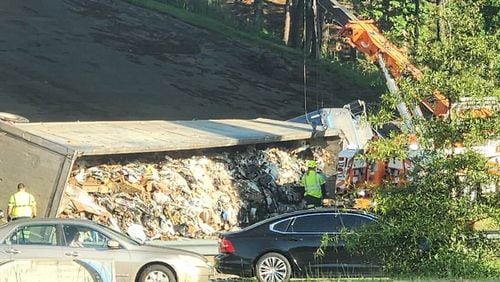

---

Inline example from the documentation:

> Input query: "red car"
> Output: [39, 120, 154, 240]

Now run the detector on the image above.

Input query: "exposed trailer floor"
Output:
[2, 118, 339, 155]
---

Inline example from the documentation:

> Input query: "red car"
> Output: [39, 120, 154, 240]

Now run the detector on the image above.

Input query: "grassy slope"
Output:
[124, 0, 384, 91]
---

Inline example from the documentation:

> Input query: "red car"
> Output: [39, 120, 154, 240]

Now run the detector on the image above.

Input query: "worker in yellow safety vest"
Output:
[7, 183, 37, 221]
[300, 160, 327, 209]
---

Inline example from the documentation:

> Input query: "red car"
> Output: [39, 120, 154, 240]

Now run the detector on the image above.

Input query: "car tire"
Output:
[138, 264, 176, 282]
[255, 252, 292, 282]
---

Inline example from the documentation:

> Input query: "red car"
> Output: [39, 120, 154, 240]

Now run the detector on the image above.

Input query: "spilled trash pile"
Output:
[57, 145, 335, 240]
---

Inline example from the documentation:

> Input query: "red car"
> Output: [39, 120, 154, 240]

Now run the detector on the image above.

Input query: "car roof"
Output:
[270, 207, 377, 221]
[229, 208, 378, 234]
[0, 218, 102, 228]
[0, 218, 108, 240]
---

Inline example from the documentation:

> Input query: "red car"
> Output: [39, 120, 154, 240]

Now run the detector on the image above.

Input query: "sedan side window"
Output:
[289, 214, 342, 233]
[63, 225, 111, 249]
[271, 219, 291, 232]
[340, 214, 375, 231]
[5, 225, 57, 246]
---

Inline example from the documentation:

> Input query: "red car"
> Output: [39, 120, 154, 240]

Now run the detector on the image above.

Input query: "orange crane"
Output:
[316, 0, 498, 209]
[318, 0, 450, 128]
[316, 0, 436, 205]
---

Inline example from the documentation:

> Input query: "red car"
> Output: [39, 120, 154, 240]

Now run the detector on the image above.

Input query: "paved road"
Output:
[0, 0, 379, 122]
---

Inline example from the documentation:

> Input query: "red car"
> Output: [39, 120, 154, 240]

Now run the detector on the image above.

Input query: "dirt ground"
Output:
[0, 0, 380, 122]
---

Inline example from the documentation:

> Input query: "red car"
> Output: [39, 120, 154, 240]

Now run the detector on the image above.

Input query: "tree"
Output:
[358, 0, 435, 48]
[283, 0, 292, 45]
[340, 0, 500, 278]
[290, 0, 304, 48]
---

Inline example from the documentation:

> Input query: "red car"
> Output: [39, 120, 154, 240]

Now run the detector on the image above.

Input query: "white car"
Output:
[0, 218, 213, 282]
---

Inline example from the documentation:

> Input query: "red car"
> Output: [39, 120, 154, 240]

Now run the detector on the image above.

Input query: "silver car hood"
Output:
[134, 243, 208, 261]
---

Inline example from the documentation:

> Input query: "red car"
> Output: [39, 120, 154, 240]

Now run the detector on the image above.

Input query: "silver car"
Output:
[0, 218, 213, 282]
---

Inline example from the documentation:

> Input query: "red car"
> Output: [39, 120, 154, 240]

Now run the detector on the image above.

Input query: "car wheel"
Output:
[139, 264, 176, 282]
[255, 252, 292, 282]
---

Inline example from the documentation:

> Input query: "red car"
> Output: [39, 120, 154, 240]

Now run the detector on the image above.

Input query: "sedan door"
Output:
[60, 224, 132, 282]
[339, 213, 380, 274]
[284, 213, 349, 276]
[0, 223, 63, 261]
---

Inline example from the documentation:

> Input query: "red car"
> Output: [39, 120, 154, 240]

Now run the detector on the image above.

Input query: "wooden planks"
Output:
[3, 118, 340, 156]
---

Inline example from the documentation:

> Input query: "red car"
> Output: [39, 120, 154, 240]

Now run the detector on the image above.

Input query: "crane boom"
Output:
[312, 0, 499, 209]
[318, 0, 450, 119]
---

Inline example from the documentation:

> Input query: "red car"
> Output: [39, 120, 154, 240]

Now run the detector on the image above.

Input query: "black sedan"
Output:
[215, 208, 380, 281]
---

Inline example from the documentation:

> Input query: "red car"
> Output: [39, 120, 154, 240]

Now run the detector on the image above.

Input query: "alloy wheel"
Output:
[144, 270, 170, 282]
[257, 255, 289, 282]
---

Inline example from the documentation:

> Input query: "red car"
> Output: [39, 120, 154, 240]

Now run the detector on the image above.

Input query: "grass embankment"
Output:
[124, 0, 383, 91]
[125, 0, 295, 54]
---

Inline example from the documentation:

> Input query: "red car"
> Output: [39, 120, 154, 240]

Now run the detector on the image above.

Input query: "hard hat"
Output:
[307, 160, 317, 168]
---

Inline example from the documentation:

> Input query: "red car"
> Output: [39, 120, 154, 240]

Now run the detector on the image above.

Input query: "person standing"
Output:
[301, 160, 327, 209]
[7, 183, 37, 221]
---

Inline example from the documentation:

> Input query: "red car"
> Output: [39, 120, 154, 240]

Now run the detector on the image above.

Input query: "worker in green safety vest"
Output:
[7, 183, 37, 221]
[300, 160, 327, 209]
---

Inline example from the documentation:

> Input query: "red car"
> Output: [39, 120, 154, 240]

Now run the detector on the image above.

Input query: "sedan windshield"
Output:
[97, 223, 142, 245]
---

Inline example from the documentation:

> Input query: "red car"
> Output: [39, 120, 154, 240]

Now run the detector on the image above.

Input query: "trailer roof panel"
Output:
[1, 118, 339, 156]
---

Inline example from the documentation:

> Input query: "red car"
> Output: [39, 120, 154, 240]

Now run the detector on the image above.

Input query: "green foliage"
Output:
[312, 59, 384, 91]
[363, 134, 412, 161]
[482, 0, 500, 32]
[358, 0, 435, 46]
[424, 112, 500, 148]
[334, 150, 500, 277]
[347, 151, 500, 278]
[337, 0, 500, 278]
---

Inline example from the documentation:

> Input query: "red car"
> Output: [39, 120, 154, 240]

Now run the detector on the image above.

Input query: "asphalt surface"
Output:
[0, 0, 380, 122]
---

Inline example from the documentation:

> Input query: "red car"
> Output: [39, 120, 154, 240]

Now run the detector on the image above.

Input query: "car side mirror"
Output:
[107, 240, 120, 249]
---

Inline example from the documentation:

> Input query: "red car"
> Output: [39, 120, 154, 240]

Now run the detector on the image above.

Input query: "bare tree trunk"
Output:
[312, 0, 321, 59]
[305, 0, 314, 57]
[290, 0, 304, 48]
[304, 0, 319, 58]
[283, 0, 292, 45]
[254, 0, 264, 31]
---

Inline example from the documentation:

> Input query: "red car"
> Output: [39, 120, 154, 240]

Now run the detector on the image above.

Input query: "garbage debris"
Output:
[57, 145, 335, 240]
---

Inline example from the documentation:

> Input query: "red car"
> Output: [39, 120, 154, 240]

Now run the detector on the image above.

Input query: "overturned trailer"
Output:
[0, 118, 341, 238]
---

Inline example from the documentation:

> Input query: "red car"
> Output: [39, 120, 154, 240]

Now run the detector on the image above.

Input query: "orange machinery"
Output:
[316, 0, 450, 209]
[317, 0, 498, 209]
[319, 0, 450, 119]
